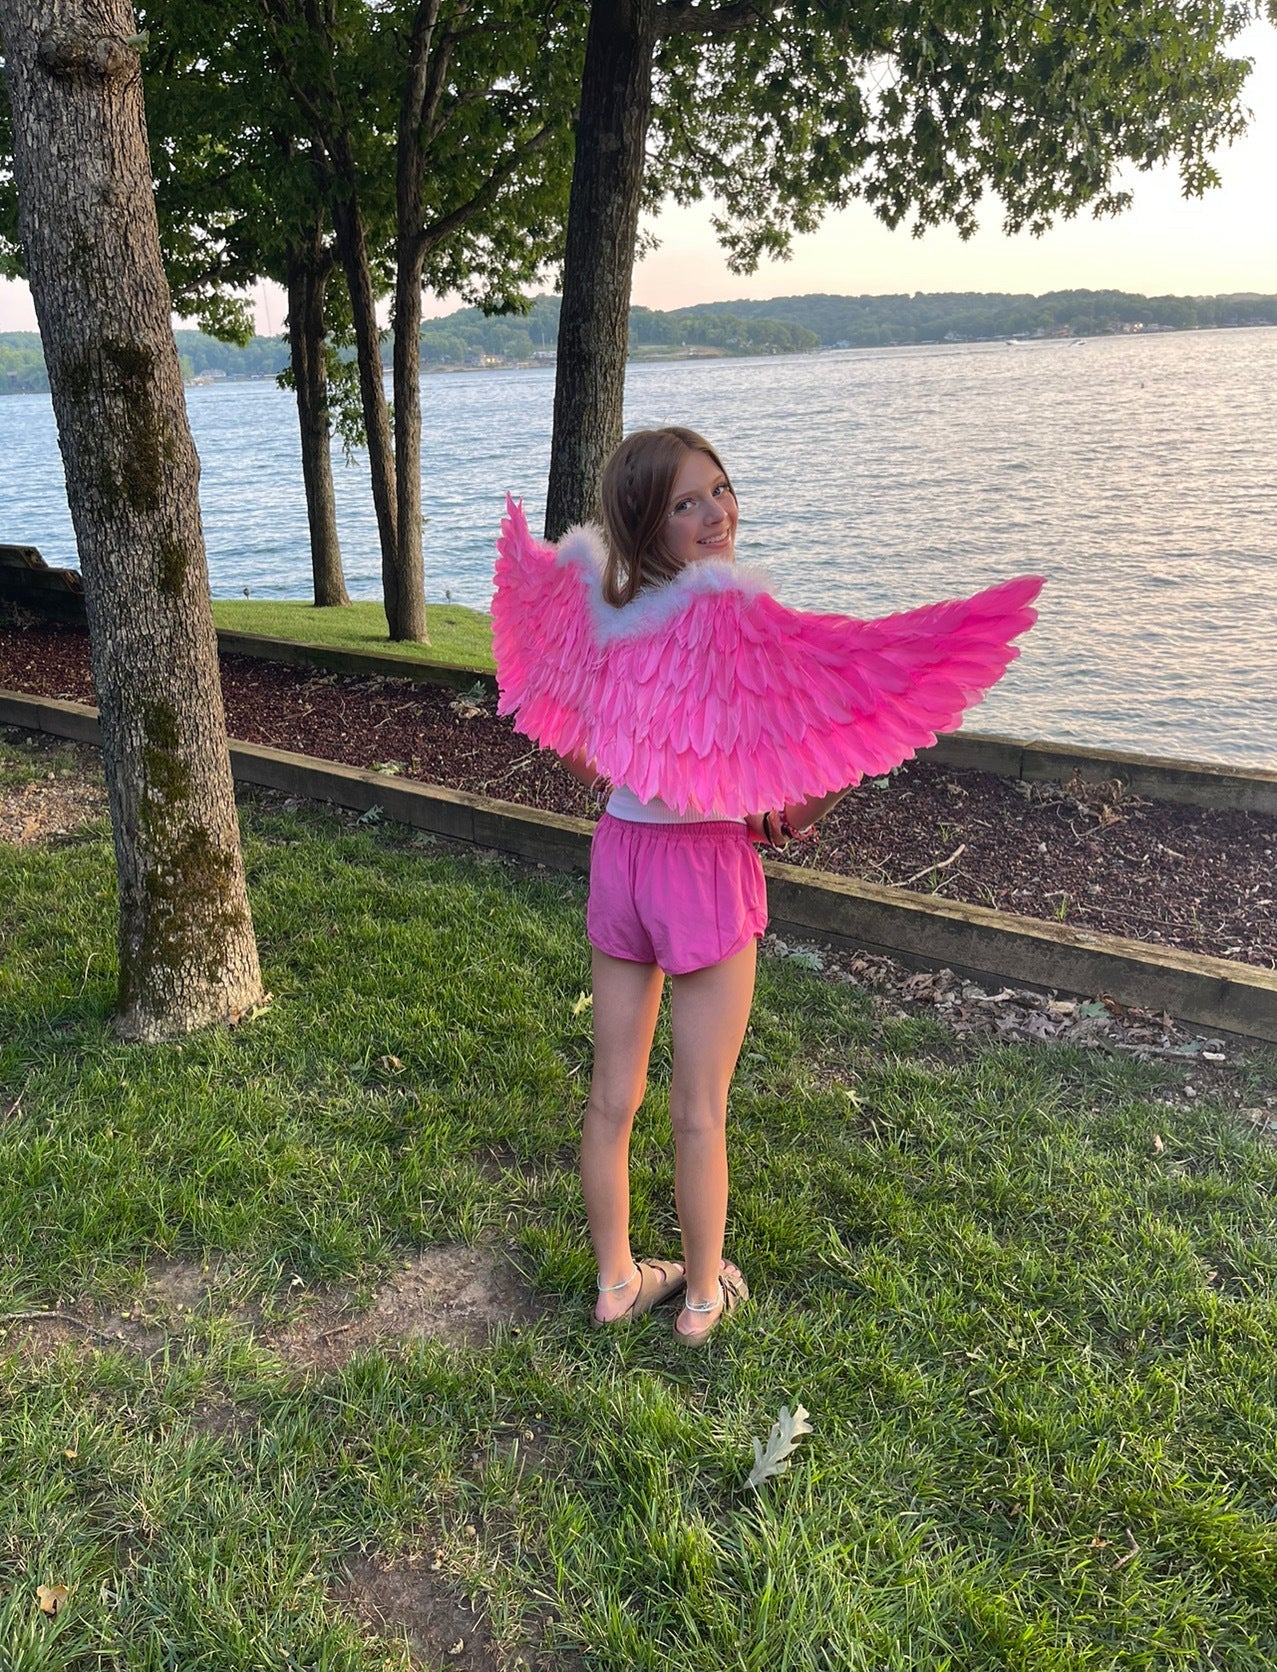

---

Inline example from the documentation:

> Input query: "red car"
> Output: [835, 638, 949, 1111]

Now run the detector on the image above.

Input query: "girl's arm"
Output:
[748, 787, 852, 850]
[556, 748, 607, 791]
[784, 787, 852, 833]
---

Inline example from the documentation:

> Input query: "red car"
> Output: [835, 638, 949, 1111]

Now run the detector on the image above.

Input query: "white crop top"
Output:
[605, 784, 740, 825]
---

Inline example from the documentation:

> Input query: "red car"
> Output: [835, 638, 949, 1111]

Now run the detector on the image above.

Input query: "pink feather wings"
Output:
[491, 495, 1043, 819]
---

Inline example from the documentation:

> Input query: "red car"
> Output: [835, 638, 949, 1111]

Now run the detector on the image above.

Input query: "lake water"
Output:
[2, 327, 1275, 770]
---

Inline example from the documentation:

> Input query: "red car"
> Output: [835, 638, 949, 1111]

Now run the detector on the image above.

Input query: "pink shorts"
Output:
[586, 813, 768, 975]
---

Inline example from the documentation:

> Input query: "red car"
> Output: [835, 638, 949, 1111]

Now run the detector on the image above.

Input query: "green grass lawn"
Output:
[3, 736, 1277, 1668]
[211, 597, 496, 671]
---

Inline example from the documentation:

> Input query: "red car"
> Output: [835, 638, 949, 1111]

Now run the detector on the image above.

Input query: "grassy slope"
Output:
[2, 751, 1276, 1668]
[211, 598, 495, 671]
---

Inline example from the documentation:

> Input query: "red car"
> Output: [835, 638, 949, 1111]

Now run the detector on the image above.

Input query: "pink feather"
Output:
[492, 496, 1043, 818]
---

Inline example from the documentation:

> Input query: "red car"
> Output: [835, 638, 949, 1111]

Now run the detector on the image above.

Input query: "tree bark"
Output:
[330, 187, 400, 628]
[387, 1, 442, 647]
[390, 249, 428, 642]
[544, 0, 658, 540]
[1, 0, 265, 1041]
[284, 232, 350, 608]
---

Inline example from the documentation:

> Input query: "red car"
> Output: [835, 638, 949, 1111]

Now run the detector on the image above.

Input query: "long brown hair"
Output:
[599, 426, 733, 607]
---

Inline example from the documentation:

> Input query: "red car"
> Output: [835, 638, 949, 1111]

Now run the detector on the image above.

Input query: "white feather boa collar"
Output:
[556, 522, 774, 644]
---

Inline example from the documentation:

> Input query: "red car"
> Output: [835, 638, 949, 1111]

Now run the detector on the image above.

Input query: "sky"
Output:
[2, 18, 1273, 335]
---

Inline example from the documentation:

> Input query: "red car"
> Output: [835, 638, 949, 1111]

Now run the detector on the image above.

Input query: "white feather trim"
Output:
[556, 522, 773, 644]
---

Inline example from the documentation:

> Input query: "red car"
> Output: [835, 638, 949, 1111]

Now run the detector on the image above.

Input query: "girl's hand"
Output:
[748, 810, 791, 850]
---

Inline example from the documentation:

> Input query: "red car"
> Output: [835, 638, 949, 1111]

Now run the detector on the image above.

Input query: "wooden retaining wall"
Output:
[4, 688, 1274, 1044]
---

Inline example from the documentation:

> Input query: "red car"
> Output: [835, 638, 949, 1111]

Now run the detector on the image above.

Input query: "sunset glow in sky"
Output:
[1, 19, 1273, 334]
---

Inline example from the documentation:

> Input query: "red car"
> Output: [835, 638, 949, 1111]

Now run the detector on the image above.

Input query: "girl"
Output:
[566, 426, 848, 1344]
[492, 425, 1039, 1344]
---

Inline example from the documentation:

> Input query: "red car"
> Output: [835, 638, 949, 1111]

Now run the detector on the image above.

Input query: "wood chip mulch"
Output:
[2, 620, 1273, 971]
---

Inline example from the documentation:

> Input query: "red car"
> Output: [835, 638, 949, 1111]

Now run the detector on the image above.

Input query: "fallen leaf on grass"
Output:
[746, 1403, 813, 1490]
[36, 1585, 68, 1617]
[571, 992, 593, 1017]
[377, 1055, 406, 1074]
[1151, 1133, 1165, 1155]
[781, 945, 824, 970]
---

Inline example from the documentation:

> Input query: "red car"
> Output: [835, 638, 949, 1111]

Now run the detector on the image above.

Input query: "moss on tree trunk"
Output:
[2, 0, 264, 1041]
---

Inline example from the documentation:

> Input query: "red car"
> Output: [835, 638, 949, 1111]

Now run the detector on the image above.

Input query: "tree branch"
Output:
[400, 0, 444, 139]
[657, 1, 776, 38]
[417, 122, 557, 260]
[255, 1, 338, 174]
[420, 28, 457, 142]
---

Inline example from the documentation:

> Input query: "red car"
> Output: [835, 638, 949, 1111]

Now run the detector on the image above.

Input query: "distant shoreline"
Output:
[5, 288, 1277, 394]
[3, 316, 1276, 397]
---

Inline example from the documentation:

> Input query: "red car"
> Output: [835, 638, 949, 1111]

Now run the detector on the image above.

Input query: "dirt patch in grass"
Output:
[1, 1248, 544, 1368]
[335, 1552, 500, 1670]
[187, 1394, 260, 1441]
[335, 1547, 583, 1672]
[0, 745, 106, 845]
[0, 1258, 244, 1358]
[272, 1247, 543, 1370]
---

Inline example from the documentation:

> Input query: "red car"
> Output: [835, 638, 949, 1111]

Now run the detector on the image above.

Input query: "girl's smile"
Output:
[664, 450, 737, 567]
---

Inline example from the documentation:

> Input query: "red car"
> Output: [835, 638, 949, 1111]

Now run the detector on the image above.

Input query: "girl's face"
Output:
[663, 449, 737, 568]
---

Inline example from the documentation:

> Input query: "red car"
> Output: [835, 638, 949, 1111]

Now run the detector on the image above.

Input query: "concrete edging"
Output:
[4, 688, 1274, 1044]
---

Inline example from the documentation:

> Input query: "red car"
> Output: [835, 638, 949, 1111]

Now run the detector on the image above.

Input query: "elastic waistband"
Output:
[598, 811, 749, 842]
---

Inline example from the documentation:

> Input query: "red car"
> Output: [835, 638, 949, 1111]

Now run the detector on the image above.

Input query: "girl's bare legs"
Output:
[582, 948, 666, 1322]
[668, 940, 757, 1338]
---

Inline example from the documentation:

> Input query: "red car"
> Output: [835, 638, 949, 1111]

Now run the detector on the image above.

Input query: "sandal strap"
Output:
[596, 1263, 639, 1294]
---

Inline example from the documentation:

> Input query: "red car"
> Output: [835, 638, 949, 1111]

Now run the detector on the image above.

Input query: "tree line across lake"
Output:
[4, 289, 1274, 395]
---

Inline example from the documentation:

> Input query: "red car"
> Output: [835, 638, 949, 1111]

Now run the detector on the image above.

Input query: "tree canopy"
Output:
[545, 0, 1272, 531]
[650, 1, 1263, 269]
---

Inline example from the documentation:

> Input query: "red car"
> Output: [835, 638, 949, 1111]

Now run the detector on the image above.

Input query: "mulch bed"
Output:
[2, 619, 1273, 971]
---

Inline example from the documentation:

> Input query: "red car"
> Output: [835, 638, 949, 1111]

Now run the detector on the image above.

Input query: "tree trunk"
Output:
[1, 0, 264, 1041]
[386, 0, 439, 646]
[285, 235, 350, 608]
[330, 188, 400, 628]
[544, 0, 658, 541]
[390, 249, 429, 643]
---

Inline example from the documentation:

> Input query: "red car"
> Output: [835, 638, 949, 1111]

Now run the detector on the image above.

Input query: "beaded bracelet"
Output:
[779, 810, 815, 842]
[763, 808, 815, 849]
